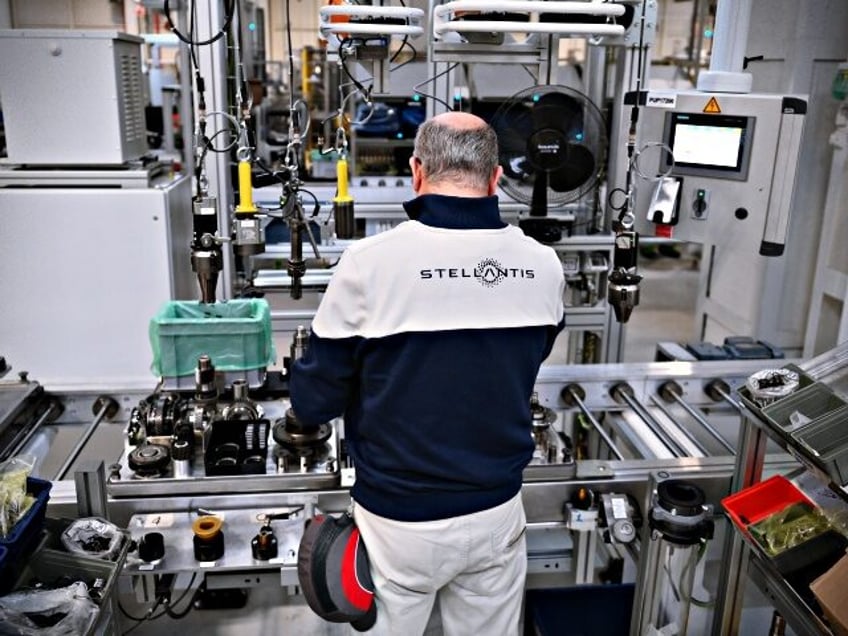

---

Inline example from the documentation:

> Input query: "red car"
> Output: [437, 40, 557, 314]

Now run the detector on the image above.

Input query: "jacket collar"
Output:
[402, 194, 506, 230]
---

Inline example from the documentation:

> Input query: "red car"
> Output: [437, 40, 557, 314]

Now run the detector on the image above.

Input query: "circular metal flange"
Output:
[273, 409, 333, 449]
[128, 443, 170, 477]
[560, 383, 585, 407]
[658, 381, 683, 403]
[273, 421, 333, 449]
[610, 382, 634, 404]
[92, 395, 120, 419]
[704, 378, 731, 402]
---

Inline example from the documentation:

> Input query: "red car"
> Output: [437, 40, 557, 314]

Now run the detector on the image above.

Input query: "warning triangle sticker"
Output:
[703, 97, 721, 113]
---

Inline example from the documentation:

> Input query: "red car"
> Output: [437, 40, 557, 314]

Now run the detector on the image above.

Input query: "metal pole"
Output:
[75, 460, 109, 519]
[648, 395, 709, 456]
[668, 393, 736, 455]
[714, 386, 745, 412]
[709, 0, 752, 74]
[711, 412, 767, 635]
[705, 378, 746, 413]
[8, 399, 62, 460]
[55, 396, 119, 481]
[564, 386, 626, 460]
[613, 385, 688, 457]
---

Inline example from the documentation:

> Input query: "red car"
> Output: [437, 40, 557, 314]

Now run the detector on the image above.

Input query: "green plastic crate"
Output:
[150, 300, 276, 379]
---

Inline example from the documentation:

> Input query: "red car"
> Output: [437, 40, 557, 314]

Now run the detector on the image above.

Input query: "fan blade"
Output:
[548, 143, 596, 193]
[497, 126, 531, 157]
[530, 92, 583, 133]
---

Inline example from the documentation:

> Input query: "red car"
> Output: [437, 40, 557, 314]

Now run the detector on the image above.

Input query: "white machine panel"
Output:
[0, 175, 194, 387]
[631, 90, 806, 258]
[0, 30, 148, 165]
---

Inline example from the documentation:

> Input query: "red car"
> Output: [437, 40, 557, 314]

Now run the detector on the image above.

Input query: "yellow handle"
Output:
[334, 157, 353, 203]
[236, 160, 257, 214]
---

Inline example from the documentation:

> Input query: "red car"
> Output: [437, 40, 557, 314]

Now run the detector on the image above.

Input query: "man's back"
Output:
[291, 194, 565, 521]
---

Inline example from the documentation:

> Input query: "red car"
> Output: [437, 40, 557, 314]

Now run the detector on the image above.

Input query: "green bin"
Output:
[150, 300, 276, 384]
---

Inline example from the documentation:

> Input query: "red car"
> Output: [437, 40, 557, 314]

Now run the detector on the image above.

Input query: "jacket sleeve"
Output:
[541, 315, 566, 362]
[288, 250, 366, 426]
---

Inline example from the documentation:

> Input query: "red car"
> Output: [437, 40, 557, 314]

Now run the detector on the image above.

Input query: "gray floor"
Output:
[622, 247, 701, 362]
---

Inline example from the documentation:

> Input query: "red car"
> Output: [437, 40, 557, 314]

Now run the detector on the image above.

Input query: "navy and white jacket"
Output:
[290, 193, 565, 522]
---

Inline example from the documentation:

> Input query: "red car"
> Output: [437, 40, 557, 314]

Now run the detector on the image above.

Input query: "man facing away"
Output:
[290, 111, 566, 635]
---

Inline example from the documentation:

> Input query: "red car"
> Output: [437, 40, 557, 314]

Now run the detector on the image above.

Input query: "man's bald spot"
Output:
[431, 111, 488, 131]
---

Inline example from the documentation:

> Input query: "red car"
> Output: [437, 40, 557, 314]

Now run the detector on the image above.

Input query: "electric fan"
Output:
[490, 85, 608, 241]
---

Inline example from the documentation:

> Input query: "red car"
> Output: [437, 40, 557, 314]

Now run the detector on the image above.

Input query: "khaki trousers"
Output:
[352, 492, 527, 636]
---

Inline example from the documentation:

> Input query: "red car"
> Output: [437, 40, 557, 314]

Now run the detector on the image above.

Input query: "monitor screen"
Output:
[664, 112, 754, 180]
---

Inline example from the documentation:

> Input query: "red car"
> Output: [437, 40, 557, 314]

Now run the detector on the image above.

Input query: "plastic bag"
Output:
[749, 502, 831, 556]
[0, 454, 36, 539]
[0, 581, 99, 635]
[60, 518, 125, 561]
[149, 299, 276, 377]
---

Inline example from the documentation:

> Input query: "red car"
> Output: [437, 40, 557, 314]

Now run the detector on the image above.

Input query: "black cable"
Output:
[338, 38, 373, 98]
[413, 63, 459, 112]
[119, 595, 168, 633]
[388, 0, 408, 63]
[164, 573, 199, 620]
[232, 0, 252, 111]
[164, 0, 236, 47]
[389, 35, 409, 64]
[285, 0, 296, 96]
[390, 38, 416, 73]
[299, 188, 321, 217]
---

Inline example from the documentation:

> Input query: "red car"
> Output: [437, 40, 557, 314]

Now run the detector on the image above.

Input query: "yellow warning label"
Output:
[703, 97, 721, 113]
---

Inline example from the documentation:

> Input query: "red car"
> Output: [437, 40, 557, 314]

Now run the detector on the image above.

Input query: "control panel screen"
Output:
[664, 112, 754, 180]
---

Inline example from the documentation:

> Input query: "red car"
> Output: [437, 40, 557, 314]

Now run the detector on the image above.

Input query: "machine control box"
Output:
[0, 30, 148, 165]
[628, 90, 806, 257]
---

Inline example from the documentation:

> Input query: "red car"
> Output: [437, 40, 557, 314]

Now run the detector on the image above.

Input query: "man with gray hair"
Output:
[290, 111, 565, 634]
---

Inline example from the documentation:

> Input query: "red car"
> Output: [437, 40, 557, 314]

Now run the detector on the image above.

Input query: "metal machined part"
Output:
[290, 326, 310, 362]
[273, 409, 333, 450]
[128, 443, 171, 478]
[222, 379, 262, 421]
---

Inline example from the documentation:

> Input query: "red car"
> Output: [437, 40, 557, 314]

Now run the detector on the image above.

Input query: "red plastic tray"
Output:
[721, 475, 813, 530]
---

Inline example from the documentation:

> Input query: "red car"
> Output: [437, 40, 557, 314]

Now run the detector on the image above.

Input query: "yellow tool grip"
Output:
[333, 157, 353, 203]
[236, 160, 257, 214]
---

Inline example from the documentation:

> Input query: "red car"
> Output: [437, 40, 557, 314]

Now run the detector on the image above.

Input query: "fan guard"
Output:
[491, 84, 607, 213]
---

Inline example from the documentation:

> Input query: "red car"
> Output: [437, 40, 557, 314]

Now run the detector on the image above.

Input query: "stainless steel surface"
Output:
[124, 505, 309, 577]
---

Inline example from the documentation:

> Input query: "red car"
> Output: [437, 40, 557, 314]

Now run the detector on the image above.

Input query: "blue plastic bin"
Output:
[0, 477, 52, 563]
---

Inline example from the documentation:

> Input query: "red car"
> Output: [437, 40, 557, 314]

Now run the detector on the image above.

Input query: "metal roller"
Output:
[55, 395, 120, 480]
[705, 378, 746, 412]
[658, 381, 735, 455]
[561, 384, 625, 460]
[610, 382, 688, 457]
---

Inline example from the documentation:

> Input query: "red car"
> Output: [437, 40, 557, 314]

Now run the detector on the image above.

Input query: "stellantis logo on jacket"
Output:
[420, 258, 535, 288]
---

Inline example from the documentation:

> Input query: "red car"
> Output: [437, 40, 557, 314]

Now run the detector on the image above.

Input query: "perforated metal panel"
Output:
[0, 30, 148, 165]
